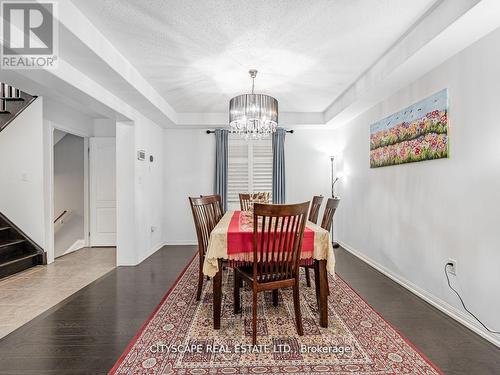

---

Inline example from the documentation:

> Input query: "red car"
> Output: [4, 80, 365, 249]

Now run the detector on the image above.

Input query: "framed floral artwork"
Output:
[370, 89, 449, 168]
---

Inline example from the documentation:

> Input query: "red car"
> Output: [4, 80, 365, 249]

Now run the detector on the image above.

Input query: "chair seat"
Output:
[235, 266, 294, 284]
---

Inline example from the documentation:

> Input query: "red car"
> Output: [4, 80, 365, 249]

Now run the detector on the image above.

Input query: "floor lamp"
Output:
[330, 156, 340, 249]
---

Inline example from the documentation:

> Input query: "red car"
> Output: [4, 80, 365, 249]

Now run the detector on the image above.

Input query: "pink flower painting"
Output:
[370, 89, 449, 168]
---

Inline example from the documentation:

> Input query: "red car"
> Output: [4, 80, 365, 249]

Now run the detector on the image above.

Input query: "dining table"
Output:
[202, 210, 336, 330]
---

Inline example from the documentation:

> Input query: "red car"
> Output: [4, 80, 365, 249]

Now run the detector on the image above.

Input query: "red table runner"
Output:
[226, 211, 315, 262]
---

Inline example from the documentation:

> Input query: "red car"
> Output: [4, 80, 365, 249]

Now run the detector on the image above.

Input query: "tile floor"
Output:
[0, 247, 116, 338]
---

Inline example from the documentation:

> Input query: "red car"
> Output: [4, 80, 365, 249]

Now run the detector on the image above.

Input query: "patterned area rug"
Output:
[110, 257, 442, 374]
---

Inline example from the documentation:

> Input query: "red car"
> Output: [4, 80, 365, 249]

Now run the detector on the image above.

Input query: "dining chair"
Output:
[303, 195, 324, 286]
[320, 197, 340, 232]
[305, 198, 340, 299]
[239, 193, 252, 211]
[308, 195, 324, 224]
[233, 201, 310, 345]
[189, 195, 223, 301]
[200, 194, 224, 222]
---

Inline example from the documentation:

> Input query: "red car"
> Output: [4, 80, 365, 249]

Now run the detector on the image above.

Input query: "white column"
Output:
[116, 120, 137, 265]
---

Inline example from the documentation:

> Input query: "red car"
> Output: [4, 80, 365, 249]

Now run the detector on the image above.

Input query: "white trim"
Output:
[58, 239, 85, 257]
[133, 242, 168, 266]
[339, 241, 500, 348]
[52, 123, 90, 139]
[164, 240, 197, 246]
[118, 242, 175, 267]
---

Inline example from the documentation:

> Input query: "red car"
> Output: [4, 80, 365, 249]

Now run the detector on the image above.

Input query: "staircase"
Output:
[0, 82, 45, 279]
[0, 213, 45, 279]
[0, 82, 37, 133]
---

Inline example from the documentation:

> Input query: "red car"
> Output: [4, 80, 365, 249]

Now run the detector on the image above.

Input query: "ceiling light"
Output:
[228, 70, 278, 139]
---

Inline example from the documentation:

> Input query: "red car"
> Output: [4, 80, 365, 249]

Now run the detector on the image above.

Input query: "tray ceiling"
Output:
[73, 0, 437, 113]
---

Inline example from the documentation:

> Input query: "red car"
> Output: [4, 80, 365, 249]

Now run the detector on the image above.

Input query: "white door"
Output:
[89, 138, 116, 246]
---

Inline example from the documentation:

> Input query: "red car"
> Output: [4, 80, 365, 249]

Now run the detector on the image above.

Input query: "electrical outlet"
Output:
[447, 259, 457, 275]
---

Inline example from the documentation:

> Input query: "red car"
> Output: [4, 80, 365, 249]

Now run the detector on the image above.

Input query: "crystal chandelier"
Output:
[229, 70, 278, 139]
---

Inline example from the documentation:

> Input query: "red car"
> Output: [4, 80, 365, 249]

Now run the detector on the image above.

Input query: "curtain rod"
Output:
[206, 129, 294, 134]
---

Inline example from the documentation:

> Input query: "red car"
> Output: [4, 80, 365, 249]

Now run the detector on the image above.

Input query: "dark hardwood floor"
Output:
[0, 245, 498, 374]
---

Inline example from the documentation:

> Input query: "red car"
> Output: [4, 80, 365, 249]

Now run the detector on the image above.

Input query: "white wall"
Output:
[1, 77, 160, 267]
[0, 98, 45, 247]
[333, 27, 500, 346]
[286, 129, 336, 204]
[116, 116, 165, 265]
[163, 128, 335, 244]
[134, 117, 165, 263]
[44, 99, 95, 137]
[93, 118, 116, 137]
[163, 129, 215, 244]
[0, 96, 104, 262]
[116, 122, 136, 265]
[54, 133, 85, 257]
[46, 98, 164, 267]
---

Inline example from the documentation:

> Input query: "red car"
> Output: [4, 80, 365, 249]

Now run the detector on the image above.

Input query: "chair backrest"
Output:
[252, 202, 310, 282]
[320, 198, 340, 231]
[308, 195, 324, 224]
[239, 193, 252, 211]
[189, 195, 221, 256]
[200, 194, 224, 222]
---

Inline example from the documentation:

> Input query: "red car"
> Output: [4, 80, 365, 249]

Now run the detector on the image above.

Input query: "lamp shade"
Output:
[229, 93, 278, 138]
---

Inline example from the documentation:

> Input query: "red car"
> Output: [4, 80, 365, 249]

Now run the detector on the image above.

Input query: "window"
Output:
[227, 135, 273, 210]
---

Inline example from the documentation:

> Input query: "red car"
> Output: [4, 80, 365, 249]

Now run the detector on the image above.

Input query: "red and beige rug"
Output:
[110, 257, 442, 374]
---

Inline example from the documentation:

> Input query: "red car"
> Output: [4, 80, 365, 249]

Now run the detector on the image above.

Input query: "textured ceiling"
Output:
[73, 0, 437, 113]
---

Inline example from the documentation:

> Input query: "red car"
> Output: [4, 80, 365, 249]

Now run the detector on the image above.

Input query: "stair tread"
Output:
[0, 239, 26, 248]
[0, 226, 11, 231]
[0, 251, 38, 268]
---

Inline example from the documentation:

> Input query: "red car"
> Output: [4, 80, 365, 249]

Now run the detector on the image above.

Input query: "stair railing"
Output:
[54, 210, 68, 224]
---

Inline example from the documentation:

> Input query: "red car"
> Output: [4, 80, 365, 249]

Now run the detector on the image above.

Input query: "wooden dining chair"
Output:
[308, 195, 324, 224]
[189, 195, 223, 300]
[320, 197, 340, 232]
[200, 194, 224, 222]
[233, 201, 310, 345]
[239, 193, 252, 211]
[303, 195, 324, 286]
[305, 198, 340, 299]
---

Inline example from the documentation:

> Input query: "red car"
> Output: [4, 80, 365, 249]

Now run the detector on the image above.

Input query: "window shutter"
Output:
[228, 137, 249, 205]
[252, 139, 273, 199]
[227, 135, 273, 209]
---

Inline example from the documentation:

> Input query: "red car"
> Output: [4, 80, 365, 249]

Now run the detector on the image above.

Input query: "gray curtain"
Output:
[214, 129, 228, 211]
[272, 128, 286, 204]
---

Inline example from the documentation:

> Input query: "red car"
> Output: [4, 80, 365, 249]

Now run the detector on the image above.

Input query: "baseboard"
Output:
[339, 241, 500, 348]
[60, 239, 85, 257]
[164, 240, 197, 246]
[118, 240, 194, 267]
[136, 241, 168, 265]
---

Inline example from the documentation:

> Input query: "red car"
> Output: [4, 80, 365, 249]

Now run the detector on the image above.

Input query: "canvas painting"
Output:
[370, 89, 449, 168]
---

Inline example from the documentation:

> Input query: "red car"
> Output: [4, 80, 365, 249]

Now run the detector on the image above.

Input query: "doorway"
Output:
[53, 130, 87, 258]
